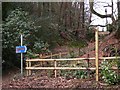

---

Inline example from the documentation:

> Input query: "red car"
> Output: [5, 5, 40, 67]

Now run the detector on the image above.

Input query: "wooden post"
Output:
[26, 61, 29, 76]
[39, 54, 42, 58]
[54, 59, 57, 77]
[95, 29, 99, 81]
[29, 61, 31, 75]
[51, 53, 52, 59]
[59, 52, 61, 58]
[39, 54, 42, 66]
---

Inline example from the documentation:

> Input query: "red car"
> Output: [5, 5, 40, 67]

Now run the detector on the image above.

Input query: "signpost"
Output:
[16, 46, 27, 53]
[21, 35, 23, 75]
[16, 34, 27, 75]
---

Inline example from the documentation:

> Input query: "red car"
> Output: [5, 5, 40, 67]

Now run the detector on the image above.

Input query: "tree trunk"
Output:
[89, 0, 114, 21]
[76, 2, 85, 40]
[115, 0, 120, 38]
[117, 0, 120, 19]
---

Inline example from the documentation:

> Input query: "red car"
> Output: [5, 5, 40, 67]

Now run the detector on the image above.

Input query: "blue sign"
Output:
[16, 46, 27, 53]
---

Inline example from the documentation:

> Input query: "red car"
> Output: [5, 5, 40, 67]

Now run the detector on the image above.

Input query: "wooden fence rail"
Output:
[26, 57, 120, 78]
[26, 57, 120, 62]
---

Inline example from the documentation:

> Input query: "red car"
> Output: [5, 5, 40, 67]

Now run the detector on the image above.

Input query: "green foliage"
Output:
[59, 58, 88, 79]
[2, 8, 40, 49]
[25, 40, 50, 59]
[26, 7, 63, 48]
[117, 58, 120, 69]
[107, 24, 114, 33]
[86, 28, 95, 42]
[109, 46, 120, 69]
[60, 70, 87, 79]
[2, 8, 50, 69]
[69, 40, 87, 48]
[73, 70, 87, 79]
[25, 49, 37, 59]
[67, 38, 87, 57]
[115, 20, 120, 39]
[101, 60, 120, 85]
[67, 40, 87, 57]
[114, 48, 120, 69]
[33, 40, 50, 54]
[69, 51, 75, 58]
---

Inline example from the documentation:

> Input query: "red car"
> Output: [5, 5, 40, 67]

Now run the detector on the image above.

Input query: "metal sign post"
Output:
[21, 34, 23, 75]
[16, 34, 27, 76]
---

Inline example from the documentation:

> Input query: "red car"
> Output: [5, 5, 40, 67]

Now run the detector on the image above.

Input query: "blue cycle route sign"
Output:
[16, 46, 27, 53]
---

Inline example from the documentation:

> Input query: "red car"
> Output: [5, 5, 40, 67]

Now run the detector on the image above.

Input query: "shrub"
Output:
[101, 60, 120, 85]
[60, 70, 88, 79]
[73, 70, 87, 79]
[2, 8, 41, 69]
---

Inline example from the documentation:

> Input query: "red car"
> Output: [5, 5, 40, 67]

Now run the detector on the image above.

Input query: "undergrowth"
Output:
[101, 60, 120, 85]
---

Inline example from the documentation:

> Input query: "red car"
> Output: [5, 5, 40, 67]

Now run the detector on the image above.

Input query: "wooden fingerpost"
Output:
[95, 29, 99, 81]
[54, 59, 57, 77]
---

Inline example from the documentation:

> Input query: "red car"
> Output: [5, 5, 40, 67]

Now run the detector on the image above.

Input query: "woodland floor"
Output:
[2, 69, 120, 90]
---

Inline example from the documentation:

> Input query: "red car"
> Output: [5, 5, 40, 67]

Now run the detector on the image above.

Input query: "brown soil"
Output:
[2, 74, 120, 89]
[2, 69, 120, 89]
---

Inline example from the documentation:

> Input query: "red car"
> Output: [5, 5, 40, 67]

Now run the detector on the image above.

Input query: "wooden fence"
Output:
[25, 29, 120, 81]
[25, 56, 120, 80]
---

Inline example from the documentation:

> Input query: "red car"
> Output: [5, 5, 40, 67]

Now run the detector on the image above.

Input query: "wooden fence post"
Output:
[51, 53, 52, 59]
[59, 52, 61, 58]
[29, 61, 31, 75]
[39, 54, 42, 66]
[95, 29, 99, 81]
[54, 59, 57, 77]
[26, 60, 29, 76]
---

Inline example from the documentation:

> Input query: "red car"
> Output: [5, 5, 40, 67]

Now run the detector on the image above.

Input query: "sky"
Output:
[90, 0, 118, 31]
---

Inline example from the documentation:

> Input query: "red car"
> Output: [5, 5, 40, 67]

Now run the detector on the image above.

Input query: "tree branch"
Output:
[89, 24, 106, 27]
[89, 0, 114, 20]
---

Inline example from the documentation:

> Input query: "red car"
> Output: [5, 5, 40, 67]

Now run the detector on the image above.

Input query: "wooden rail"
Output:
[26, 57, 120, 62]
[26, 67, 96, 70]
[25, 56, 120, 78]
[33, 52, 68, 70]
